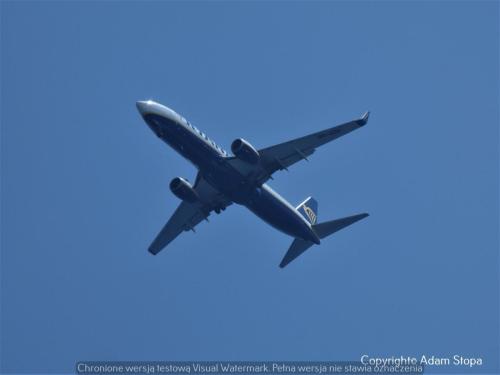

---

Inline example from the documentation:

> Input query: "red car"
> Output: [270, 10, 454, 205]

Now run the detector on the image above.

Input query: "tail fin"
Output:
[279, 212, 369, 268]
[296, 197, 318, 225]
[313, 213, 369, 239]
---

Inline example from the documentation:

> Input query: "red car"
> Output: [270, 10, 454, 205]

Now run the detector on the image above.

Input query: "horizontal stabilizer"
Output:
[279, 238, 314, 268]
[280, 213, 368, 268]
[313, 213, 369, 239]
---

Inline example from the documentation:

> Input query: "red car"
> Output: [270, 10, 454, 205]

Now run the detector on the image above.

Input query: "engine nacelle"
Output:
[231, 138, 260, 164]
[169, 177, 199, 203]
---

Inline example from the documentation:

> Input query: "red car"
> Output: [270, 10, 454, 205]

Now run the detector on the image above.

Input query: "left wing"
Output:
[148, 173, 231, 255]
[258, 112, 370, 178]
[225, 112, 369, 184]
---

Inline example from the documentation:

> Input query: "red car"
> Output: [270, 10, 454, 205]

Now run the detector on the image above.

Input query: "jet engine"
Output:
[231, 138, 260, 164]
[169, 177, 199, 203]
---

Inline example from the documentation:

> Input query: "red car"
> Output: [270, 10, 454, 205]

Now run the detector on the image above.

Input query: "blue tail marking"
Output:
[296, 197, 318, 225]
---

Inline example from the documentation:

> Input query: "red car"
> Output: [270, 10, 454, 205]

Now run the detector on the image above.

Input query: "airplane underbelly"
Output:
[164, 130, 221, 171]
[244, 185, 308, 239]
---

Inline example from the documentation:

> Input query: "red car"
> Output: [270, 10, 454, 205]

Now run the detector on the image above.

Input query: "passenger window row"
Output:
[186, 120, 227, 156]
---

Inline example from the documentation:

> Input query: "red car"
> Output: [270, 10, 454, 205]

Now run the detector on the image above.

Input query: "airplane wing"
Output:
[225, 112, 369, 184]
[258, 112, 370, 178]
[148, 173, 231, 255]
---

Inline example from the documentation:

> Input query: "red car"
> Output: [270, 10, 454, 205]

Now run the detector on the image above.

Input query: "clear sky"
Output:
[1, 1, 498, 373]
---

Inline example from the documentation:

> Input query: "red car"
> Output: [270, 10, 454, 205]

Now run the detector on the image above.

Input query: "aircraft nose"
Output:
[136, 100, 151, 116]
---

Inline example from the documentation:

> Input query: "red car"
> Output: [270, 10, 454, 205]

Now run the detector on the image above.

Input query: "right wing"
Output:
[148, 173, 231, 255]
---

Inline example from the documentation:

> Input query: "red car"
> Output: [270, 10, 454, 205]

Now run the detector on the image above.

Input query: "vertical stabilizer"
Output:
[296, 197, 318, 225]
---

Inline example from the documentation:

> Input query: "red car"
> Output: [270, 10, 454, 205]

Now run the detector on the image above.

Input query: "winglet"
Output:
[357, 111, 370, 126]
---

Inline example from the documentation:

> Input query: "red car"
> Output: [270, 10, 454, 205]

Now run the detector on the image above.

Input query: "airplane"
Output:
[136, 100, 369, 268]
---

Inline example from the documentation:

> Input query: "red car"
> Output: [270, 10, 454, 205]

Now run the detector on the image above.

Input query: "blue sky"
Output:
[1, 1, 498, 373]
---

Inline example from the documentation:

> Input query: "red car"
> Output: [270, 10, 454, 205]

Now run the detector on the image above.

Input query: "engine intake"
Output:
[231, 138, 260, 164]
[169, 177, 198, 203]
